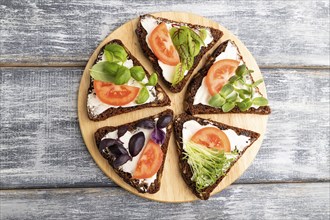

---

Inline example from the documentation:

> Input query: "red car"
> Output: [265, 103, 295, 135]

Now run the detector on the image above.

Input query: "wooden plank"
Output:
[1, 183, 329, 219]
[0, 67, 329, 189]
[0, 0, 329, 67]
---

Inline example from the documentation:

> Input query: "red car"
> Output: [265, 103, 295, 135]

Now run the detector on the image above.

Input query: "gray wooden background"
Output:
[0, 0, 329, 219]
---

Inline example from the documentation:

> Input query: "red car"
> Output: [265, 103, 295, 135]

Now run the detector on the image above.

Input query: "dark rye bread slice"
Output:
[136, 14, 223, 93]
[87, 39, 170, 121]
[185, 40, 271, 115]
[95, 109, 174, 194]
[174, 113, 260, 200]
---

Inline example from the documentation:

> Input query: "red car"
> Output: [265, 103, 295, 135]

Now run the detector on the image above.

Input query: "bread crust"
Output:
[87, 39, 171, 121]
[135, 14, 223, 93]
[94, 109, 174, 194]
[173, 113, 260, 200]
[185, 40, 271, 115]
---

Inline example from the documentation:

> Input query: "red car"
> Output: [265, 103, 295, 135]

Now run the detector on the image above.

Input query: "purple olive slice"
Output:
[129, 132, 145, 157]
[156, 114, 173, 128]
[112, 154, 131, 168]
[136, 119, 155, 129]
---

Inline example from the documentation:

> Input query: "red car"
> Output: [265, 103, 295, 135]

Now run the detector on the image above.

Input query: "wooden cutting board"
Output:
[77, 12, 269, 203]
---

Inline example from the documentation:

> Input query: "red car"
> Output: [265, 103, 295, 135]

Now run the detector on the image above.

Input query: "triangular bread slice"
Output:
[87, 39, 170, 121]
[136, 14, 223, 93]
[185, 40, 271, 114]
[95, 109, 173, 194]
[174, 113, 260, 200]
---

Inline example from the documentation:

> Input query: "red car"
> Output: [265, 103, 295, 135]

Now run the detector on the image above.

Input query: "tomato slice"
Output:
[133, 140, 164, 179]
[149, 23, 180, 66]
[191, 127, 230, 152]
[93, 80, 139, 106]
[205, 59, 240, 96]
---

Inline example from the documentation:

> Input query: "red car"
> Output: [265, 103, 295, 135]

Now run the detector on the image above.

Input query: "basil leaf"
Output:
[113, 66, 131, 85]
[236, 64, 247, 77]
[104, 50, 114, 62]
[104, 43, 127, 63]
[252, 79, 264, 87]
[222, 102, 236, 112]
[172, 63, 186, 85]
[199, 29, 207, 41]
[169, 27, 178, 37]
[90, 61, 118, 82]
[188, 38, 201, 57]
[182, 56, 194, 70]
[130, 66, 145, 82]
[171, 27, 190, 46]
[135, 86, 149, 104]
[209, 94, 225, 107]
[220, 84, 234, 97]
[176, 44, 190, 60]
[188, 28, 205, 46]
[145, 73, 158, 86]
[252, 97, 268, 106]
[237, 98, 253, 111]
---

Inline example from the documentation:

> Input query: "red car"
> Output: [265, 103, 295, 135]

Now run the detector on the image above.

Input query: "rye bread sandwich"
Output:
[136, 14, 223, 93]
[87, 39, 170, 121]
[95, 109, 174, 194]
[185, 40, 271, 115]
[174, 113, 260, 200]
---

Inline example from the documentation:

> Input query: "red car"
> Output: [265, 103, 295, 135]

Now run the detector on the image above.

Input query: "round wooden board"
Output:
[78, 12, 269, 203]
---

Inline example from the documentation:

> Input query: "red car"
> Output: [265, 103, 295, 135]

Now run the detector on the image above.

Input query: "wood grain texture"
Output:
[1, 67, 329, 189]
[0, 0, 329, 67]
[77, 11, 268, 202]
[1, 183, 329, 219]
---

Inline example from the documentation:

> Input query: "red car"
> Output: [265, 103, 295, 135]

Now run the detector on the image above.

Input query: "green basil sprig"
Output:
[169, 27, 206, 85]
[208, 64, 269, 112]
[90, 61, 130, 85]
[89, 43, 159, 105]
[104, 43, 128, 63]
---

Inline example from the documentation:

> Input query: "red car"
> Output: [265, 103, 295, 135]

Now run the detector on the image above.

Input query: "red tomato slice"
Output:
[205, 59, 240, 96]
[133, 140, 164, 179]
[93, 80, 139, 106]
[149, 22, 180, 66]
[191, 127, 230, 152]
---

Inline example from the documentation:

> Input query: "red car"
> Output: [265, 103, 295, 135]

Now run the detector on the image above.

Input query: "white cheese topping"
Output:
[182, 120, 251, 152]
[87, 54, 157, 117]
[193, 41, 261, 108]
[101, 119, 166, 186]
[140, 16, 214, 83]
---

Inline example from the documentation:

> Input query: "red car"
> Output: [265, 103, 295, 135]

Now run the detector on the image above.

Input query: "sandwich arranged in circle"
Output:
[95, 109, 173, 193]
[136, 14, 223, 93]
[87, 39, 170, 121]
[185, 40, 271, 114]
[174, 113, 260, 200]
[86, 14, 271, 199]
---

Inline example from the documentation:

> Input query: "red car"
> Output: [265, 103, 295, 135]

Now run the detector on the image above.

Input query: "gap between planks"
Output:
[0, 63, 329, 70]
[1, 180, 329, 191]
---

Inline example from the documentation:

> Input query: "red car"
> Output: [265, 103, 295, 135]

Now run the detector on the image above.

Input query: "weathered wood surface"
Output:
[1, 183, 329, 219]
[0, 0, 329, 67]
[1, 67, 329, 189]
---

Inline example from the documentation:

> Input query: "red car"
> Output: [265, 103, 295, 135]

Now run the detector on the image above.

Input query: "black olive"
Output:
[129, 132, 145, 157]
[157, 114, 173, 128]
[112, 154, 131, 168]
[136, 119, 155, 129]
